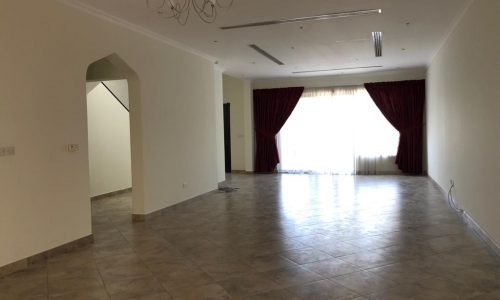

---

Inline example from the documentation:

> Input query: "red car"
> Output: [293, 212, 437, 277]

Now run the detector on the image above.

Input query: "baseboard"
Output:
[355, 171, 403, 175]
[131, 213, 147, 222]
[91, 187, 132, 201]
[0, 234, 93, 278]
[462, 211, 500, 258]
[132, 187, 221, 222]
[229, 170, 254, 174]
[131, 201, 188, 222]
[428, 176, 500, 259]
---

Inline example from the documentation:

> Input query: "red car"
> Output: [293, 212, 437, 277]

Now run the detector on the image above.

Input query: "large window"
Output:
[277, 86, 399, 175]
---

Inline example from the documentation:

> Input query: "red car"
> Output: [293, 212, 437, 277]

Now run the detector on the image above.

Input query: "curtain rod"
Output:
[304, 84, 364, 90]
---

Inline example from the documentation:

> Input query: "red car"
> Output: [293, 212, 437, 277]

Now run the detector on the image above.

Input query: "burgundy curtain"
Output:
[364, 80, 425, 174]
[253, 87, 304, 172]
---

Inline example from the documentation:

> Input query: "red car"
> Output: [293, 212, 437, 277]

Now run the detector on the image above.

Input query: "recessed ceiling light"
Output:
[220, 9, 382, 30]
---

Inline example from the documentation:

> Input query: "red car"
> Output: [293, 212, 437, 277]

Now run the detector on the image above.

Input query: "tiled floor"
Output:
[1, 174, 500, 299]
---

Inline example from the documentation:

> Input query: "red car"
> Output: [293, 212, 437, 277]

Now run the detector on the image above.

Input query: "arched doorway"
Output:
[85, 54, 145, 225]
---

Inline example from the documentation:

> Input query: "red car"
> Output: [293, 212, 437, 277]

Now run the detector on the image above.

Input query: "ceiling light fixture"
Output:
[220, 9, 381, 30]
[146, 0, 233, 25]
[292, 65, 383, 74]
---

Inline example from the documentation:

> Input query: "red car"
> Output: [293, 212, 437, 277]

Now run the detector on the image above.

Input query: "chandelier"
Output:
[146, 0, 234, 25]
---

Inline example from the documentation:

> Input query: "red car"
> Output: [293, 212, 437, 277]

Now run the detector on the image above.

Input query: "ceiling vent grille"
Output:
[221, 9, 382, 30]
[372, 32, 383, 57]
[248, 44, 285, 66]
[292, 65, 383, 74]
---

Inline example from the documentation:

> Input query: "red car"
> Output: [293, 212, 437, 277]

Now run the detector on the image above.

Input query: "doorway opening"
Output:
[223, 103, 232, 173]
[86, 80, 131, 199]
[85, 53, 144, 227]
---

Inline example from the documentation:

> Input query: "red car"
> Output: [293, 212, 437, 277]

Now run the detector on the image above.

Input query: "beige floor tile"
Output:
[95, 253, 143, 270]
[48, 260, 100, 279]
[468, 289, 500, 300]
[337, 249, 402, 269]
[245, 254, 297, 272]
[218, 272, 279, 297]
[48, 275, 105, 295]
[156, 266, 214, 291]
[2, 174, 499, 300]
[168, 283, 232, 300]
[262, 266, 323, 288]
[367, 260, 434, 284]
[280, 248, 333, 265]
[286, 279, 360, 300]
[0, 277, 48, 300]
[330, 270, 397, 295]
[138, 293, 173, 300]
[99, 263, 153, 282]
[201, 261, 254, 281]
[105, 276, 165, 298]
[48, 288, 109, 300]
[241, 288, 300, 300]
[301, 258, 360, 278]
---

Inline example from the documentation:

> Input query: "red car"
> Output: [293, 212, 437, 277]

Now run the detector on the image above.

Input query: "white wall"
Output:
[102, 80, 129, 109]
[214, 69, 225, 182]
[252, 68, 427, 89]
[0, 1, 219, 267]
[242, 81, 254, 172]
[427, 0, 500, 246]
[86, 81, 132, 197]
[222, 75, 247, 171]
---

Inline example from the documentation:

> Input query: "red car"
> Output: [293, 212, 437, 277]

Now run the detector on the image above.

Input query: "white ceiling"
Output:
[70, 0, 470, 79]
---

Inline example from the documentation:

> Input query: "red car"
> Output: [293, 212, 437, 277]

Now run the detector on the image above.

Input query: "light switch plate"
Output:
[67, 144, 80, 152]
[5, 146, 15, 156]
[0, 146, 15, 157]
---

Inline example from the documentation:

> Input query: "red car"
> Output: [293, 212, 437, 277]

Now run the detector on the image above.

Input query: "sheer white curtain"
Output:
[277, 86, 400, 175]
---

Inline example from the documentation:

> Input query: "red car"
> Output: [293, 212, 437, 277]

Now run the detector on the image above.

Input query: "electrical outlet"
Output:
[182, 182, 188, 188]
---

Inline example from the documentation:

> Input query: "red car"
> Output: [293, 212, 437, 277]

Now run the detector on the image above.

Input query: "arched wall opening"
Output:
[85, 53, 145, 219]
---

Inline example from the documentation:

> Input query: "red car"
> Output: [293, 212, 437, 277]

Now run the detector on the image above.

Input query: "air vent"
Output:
[372, 32, 382, 57]
[248, 44, 285, 66]
[292, 65, 383, 74]
[220, 9, 382, 30]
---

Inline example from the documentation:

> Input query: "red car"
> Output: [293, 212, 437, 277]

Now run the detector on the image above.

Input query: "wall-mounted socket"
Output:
[0, 146, 15, 157]
[182, 182, 188, 188]
[66, 144, 80, 152]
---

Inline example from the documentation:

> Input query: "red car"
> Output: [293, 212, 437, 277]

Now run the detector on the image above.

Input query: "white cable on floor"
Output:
[448, 180, 464, 214]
